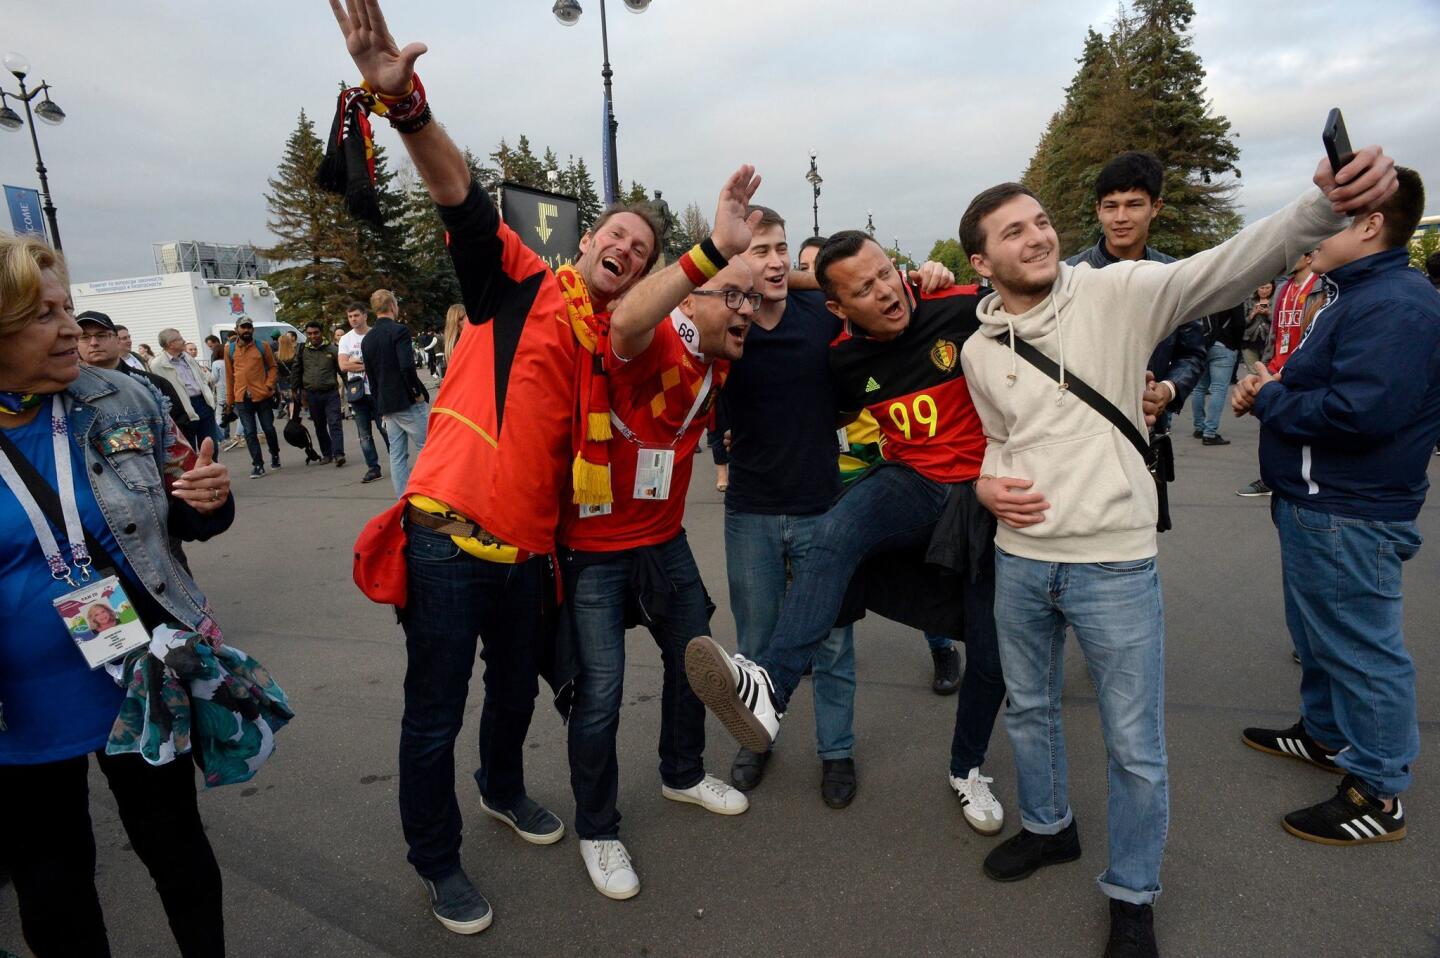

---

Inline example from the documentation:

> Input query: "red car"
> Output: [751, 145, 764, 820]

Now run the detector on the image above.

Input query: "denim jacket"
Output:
[65, 366, 234, 639]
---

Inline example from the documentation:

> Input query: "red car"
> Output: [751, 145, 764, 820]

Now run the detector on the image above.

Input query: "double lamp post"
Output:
[0, 52, 67, 250]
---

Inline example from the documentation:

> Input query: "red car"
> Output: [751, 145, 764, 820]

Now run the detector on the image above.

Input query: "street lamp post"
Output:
[553, 0, 650, 205]
[805, 151, 823, 237]
[0, 52, 67, 250]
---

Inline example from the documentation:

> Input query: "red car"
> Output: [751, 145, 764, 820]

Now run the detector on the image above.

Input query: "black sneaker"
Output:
[270, 456, 282, 469]
[317, 455, 333, 465]
[249, 465, 266, 479]
[1105, 899, 1158, 958]
[1192, 428, 1203, 438]
[1241, 720, 1345, 773]
[1236, 479, 1271, 497]
[335, 455, 346, 467]
[821, 758, 857, 809]
[1202, 434, 1231, 446]
[361, 467, 382, 484]
[982, 819, 1081, 882]
[731, 746, 770, 792]
[1283, 775, 1406, 845]
[421, 868, 492, 935]
[931, 643, 961, 696]
[476, 793, 564, 845]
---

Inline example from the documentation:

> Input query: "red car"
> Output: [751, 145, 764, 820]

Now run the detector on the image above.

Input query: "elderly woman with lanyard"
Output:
[0, 236, 237, 957]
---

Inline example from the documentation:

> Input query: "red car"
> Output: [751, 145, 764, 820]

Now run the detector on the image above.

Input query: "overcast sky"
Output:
[3, 0, 1438, 288]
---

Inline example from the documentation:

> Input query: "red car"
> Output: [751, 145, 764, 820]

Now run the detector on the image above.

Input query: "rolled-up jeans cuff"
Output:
[1099, 877, 1160, 906]
[1019, 806, 1073, 835]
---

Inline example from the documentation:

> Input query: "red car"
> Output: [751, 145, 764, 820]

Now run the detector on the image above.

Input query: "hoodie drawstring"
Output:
[1052, 297, 1069, 405]
[1003, 296, 1069, 405]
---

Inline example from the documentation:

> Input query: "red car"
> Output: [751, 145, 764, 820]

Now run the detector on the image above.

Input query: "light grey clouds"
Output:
[2, 0, 1436, 285]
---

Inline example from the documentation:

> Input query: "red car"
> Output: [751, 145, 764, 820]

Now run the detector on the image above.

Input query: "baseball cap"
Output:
[75, 310, 117, 332]
[237, 317, 254, 329]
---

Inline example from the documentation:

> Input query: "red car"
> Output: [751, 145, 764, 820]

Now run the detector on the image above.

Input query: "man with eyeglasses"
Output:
[75, 312, 194, 441]
[557, 173, 761, 901]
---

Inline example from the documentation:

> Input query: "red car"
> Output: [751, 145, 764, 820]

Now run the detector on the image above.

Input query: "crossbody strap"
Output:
[1007, 336, 1153, 466]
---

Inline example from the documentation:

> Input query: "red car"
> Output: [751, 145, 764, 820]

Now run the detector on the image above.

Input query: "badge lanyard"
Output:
[0, 395, 94, 585]
[609, 363, 716, 448]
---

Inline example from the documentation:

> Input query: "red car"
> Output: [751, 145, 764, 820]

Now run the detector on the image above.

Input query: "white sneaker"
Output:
[949, 767, 1005, 836]
[662, 773, 750, 816]
[684, 636, 782, 753]
[580, 839, 639, 900]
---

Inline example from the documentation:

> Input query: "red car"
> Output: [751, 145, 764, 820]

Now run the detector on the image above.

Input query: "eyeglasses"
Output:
[77, 331, 116, 342]
[691, 289, 763, 312]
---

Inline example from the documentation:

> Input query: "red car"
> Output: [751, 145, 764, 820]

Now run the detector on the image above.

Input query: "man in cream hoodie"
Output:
[956, 146, 1396, 958]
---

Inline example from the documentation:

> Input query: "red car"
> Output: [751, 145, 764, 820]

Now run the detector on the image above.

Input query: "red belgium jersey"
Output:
[828, 285, 986, 483]
[560, 313, 727, 551]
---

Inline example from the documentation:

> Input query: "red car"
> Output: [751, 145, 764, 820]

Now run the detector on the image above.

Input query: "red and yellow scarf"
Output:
[557, 264, 615, 506]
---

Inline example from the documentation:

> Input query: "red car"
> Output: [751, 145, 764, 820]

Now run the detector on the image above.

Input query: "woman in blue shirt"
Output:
[0, 235, 235, 957]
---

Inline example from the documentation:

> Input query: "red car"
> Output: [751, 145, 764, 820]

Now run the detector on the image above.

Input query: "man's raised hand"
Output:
[711, 165, 763, 259]
[1314, 145, 1397, 216]
[328, 0, 427, 96]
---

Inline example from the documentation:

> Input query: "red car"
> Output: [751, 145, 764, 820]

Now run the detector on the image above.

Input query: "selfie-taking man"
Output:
[559, 173, 761, 901]
[1235, 167, 1437, 848]
[686, 230, 1010, 836]
[335, 0, 667, 934]
[954, 146, 1394, 956]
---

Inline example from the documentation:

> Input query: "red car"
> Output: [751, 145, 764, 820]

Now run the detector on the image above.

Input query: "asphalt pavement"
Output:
[2, 405, 1437, 958]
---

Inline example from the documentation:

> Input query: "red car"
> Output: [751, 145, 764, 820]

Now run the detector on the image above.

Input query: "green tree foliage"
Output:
[622, 180, 650, 207]
[926, 238, 980, 284]
[1022, 0, 1242, 258]
[1410, 229, 1439, 274]
[261, 110, 362, 330]
[558, 154, 603, 231]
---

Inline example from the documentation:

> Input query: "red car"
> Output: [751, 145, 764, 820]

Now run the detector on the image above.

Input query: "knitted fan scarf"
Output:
[556, 263, 616, 507]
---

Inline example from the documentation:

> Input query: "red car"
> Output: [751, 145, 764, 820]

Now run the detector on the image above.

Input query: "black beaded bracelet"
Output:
[391, 104, 433, 135]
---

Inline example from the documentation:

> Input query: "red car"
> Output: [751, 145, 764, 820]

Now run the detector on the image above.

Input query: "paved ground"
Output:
[2, 408, 1438, 957]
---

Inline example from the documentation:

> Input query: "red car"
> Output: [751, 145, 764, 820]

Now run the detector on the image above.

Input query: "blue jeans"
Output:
[184, 395, 219, 455]
[994, 547, 1168, 906]
[565, 533, 709, 840]
[725, 509, 855, 760]
[350, 394, 382, 471]
[237, 397, 279, 468]
[396, 524, 545, 880]
[924, 632, 952, 651]
[307, 388, 344, 459]
[757, 466, 948, 706]
[1191, 342, 1238, 438]
[384, 402, 429, 496]
[1275, 499, 1421, 796]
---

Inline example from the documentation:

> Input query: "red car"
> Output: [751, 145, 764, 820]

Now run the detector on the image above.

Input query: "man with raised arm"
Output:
[953, 148, 1393, 958]
[559, 170, 764, 901]
[333, 0, 663, 935]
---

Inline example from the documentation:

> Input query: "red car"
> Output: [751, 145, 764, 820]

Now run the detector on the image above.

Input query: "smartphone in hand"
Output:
[1323, 108, 1355, 173]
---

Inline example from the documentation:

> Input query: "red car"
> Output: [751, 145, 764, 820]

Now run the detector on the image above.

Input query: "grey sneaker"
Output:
[477, 793, 565, 845]
[421, 869, 492, 935]
[1236, 479, 1271, 497]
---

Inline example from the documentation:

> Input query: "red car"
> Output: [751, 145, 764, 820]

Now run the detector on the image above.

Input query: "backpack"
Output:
[227, 338, 274, 373]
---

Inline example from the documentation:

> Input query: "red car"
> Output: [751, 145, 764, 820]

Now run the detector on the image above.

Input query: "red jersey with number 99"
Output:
[829, 285, 986, 483]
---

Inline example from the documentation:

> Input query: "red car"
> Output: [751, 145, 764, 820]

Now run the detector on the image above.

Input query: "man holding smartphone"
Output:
[1235, 166, 1436, 848]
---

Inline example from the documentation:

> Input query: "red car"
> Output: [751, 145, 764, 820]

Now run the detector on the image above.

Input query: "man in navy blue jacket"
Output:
[1234, 167, 1438, 846]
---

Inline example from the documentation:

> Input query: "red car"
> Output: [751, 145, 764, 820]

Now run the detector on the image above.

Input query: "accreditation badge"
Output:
[52, 575, 151, 669]
[836, 427, 850, 453]
[633, 446, 676, 501]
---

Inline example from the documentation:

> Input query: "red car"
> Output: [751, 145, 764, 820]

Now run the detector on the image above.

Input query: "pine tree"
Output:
[623, 180, 650, 206]
[566, 155, 602, 229]
[395, 165, 462, 326]
[261, 110, 355, 330]
[1021, 3, 1241, 258]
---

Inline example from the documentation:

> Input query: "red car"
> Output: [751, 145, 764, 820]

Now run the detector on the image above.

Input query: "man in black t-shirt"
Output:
[718, 207, 858, 807]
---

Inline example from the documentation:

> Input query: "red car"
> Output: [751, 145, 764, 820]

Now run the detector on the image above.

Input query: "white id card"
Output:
[836, 427, 851, 453]
[52, 575, 150, 670]
[633, 446, 676, 501]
